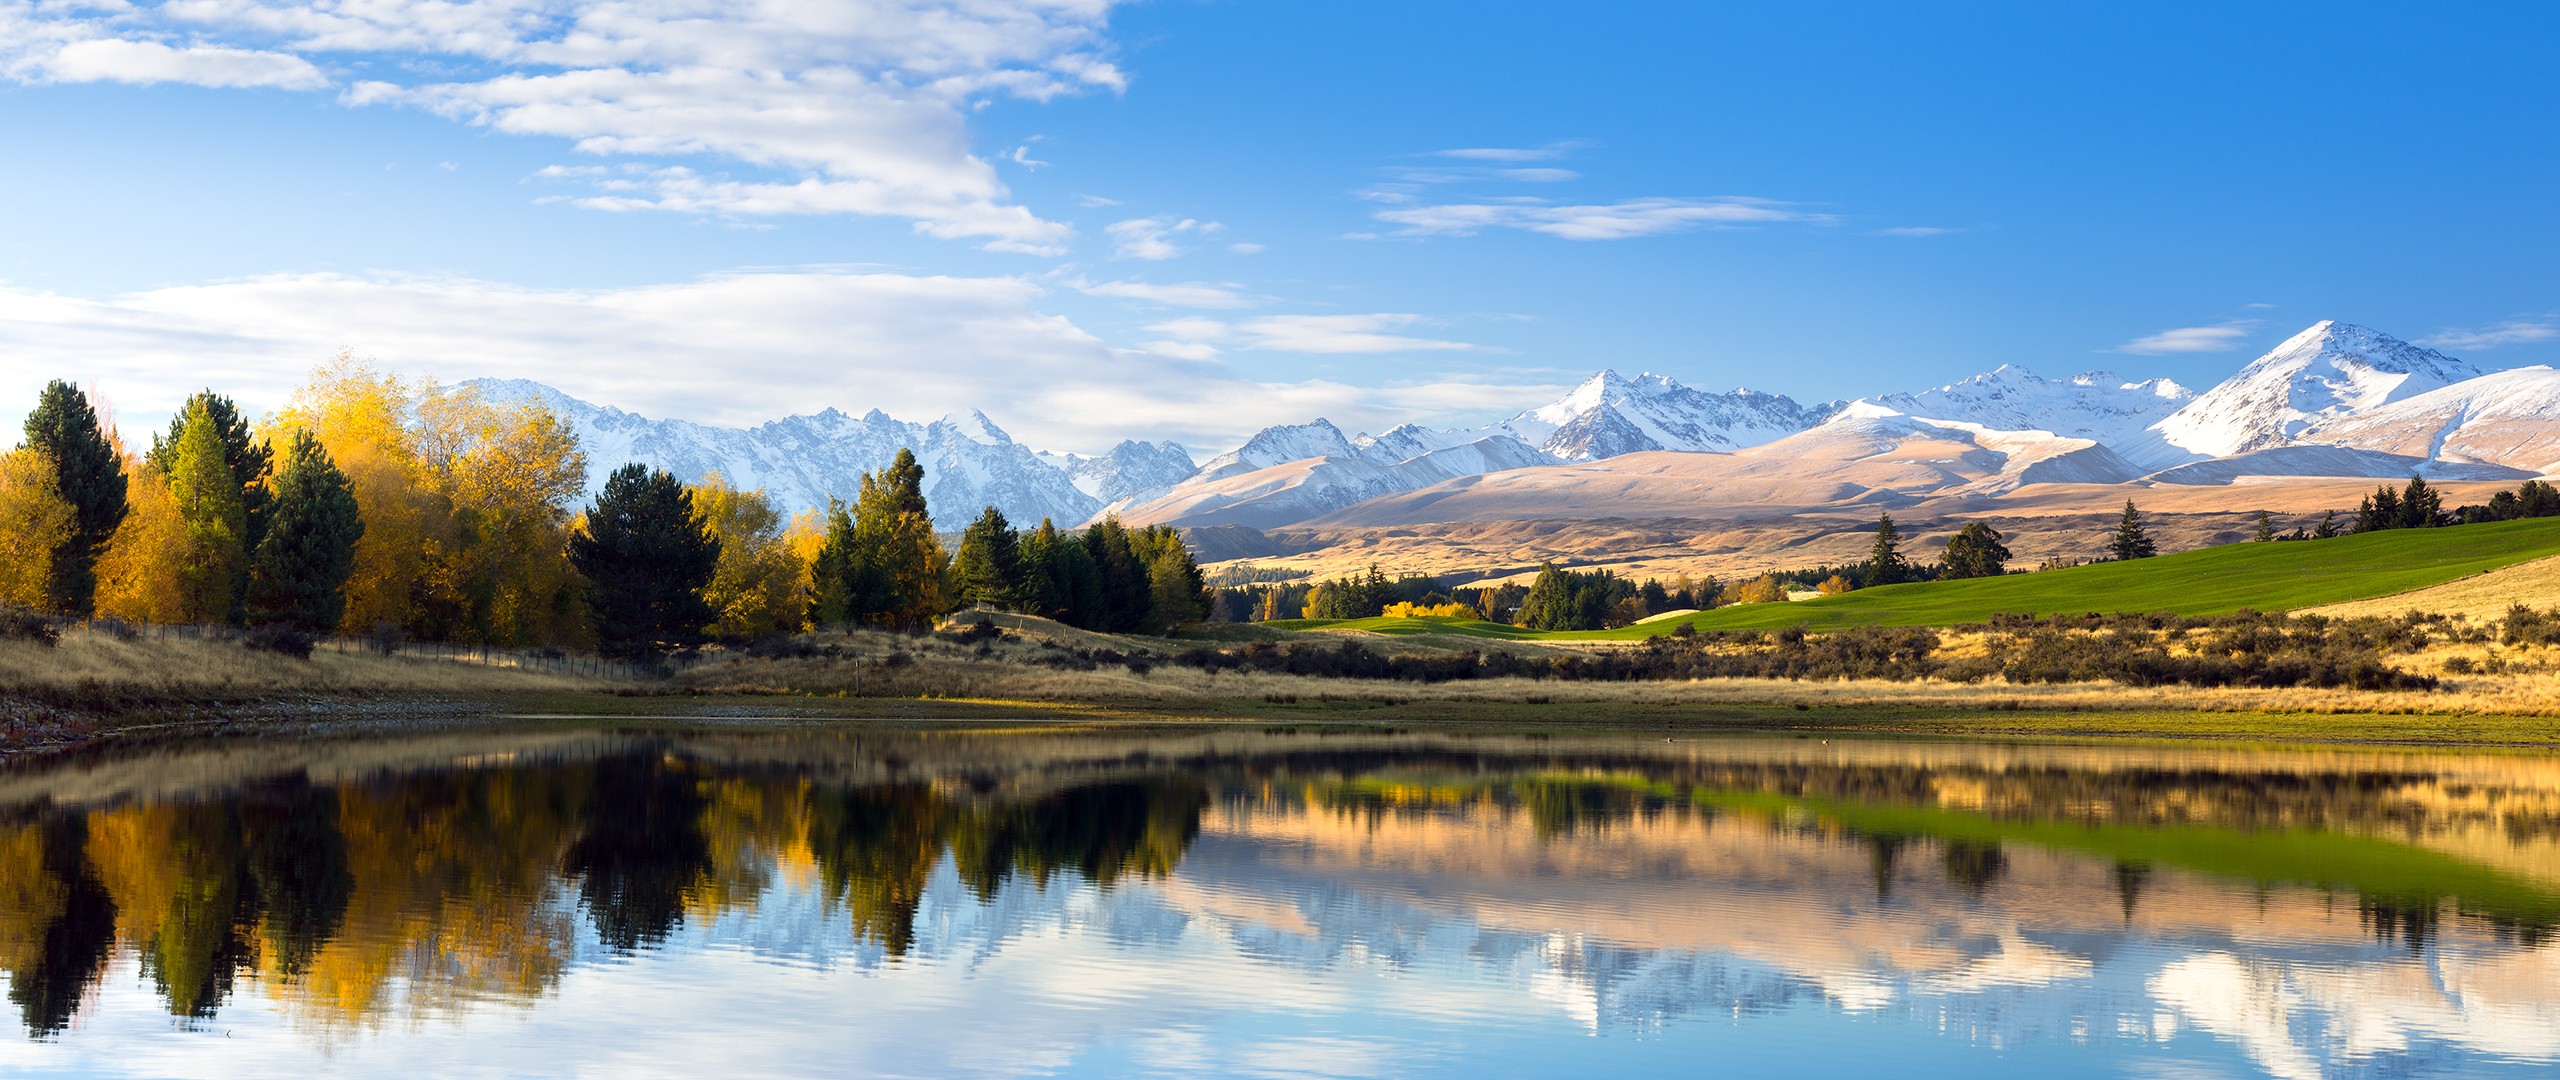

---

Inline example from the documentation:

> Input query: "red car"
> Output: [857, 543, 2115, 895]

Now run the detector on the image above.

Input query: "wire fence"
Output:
[53, 616, 704, 682]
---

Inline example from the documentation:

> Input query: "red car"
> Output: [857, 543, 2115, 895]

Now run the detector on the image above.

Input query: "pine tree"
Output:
[246, 431, 367, 632]
[149, 390, 272, 549]
[166, 400, 249, 624]
[2109, 499, 2156, 561]
[2357, 485, 2401, 532]
[809, 499, 861, 626]
[2253, 510, 2277, 542]
[1939, 521, 2010, 579]
[2312, 509, 2342, 539]
[1867, 513, 1911, 585]
[2521, 480, 2560, 518]
[20, 381, 127, 615]
[1134, 524, 1207, 632]
[2398, 476, 2443, 529]
[569, 464, 721, 659]
[1082, 516, 1151, 632]
[954, 506, 1024, 610]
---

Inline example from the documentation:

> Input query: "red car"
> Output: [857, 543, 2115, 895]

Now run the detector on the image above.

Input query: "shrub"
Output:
[0, 605, 59, 647]
[239, 623, 316, 659]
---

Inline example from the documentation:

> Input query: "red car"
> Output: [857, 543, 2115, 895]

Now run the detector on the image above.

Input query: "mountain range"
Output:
[473, 320, 2557, 537]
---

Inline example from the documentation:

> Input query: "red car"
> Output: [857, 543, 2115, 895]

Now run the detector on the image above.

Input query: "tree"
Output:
[94, 464, 188, 623]
[1134, 525, 1208, 632]
[2253, 510, 2277, 542]
[21, 381, 127, 615]
[149, 390, 272, 550]
[689, 475, 807, 638]
[1515, 563, 1620, 630]
[0, 448, 76, 611]
[569, 464, 720, 659]
[811, 449, 951, 629]
[2521, 480, 2560, 518]
[1867, 513, 1911, 586]
[246, 432, 366, 633]
[2356, 484, 2401, 533]
[2311, 509, 2343, 539]
[268, 357, 445, 636]
[954, 506, 1025, 610]
[1816, 575, 1854, 596]
[2109, 500, 2155, 561]
[2398, 476, 2443, 529]
[167, 400, 249, 624]
[1939, 521, 2010, 579]
[1081, 516, 1152, 632]
[1019, 518, 1104, 626]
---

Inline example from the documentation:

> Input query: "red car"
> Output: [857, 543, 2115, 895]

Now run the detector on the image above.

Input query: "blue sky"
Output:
[2, 1, 2555, 452]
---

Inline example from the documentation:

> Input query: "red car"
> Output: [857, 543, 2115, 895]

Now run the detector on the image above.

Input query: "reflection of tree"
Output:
[2, 816, 118, 1037]
[1941, 841, 2007, 898]
[240, 782, 353, 978]
[2359, 898, 2439, 954]
[1863, 834, 1912, 903]
[2114, 861, 2153, 924]
[805, 784, 947, 957]
[950, 780, 1206, 898]
[562, 753, 713, 953]
[84, 800, 256, 1018]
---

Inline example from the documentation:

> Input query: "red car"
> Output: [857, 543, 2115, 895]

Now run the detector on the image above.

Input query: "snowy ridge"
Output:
[2294, 366, 2560, 474]
[2145, 321, 2483, 462]
[1493, 370, 1839, 459]
[467, 379, 1101, 529]
[1856, 365, 2193, 447]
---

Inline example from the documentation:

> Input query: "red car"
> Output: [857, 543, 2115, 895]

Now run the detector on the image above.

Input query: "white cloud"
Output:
[1384, 166, 1581, 184]
[1141, 313, 1477, 354]
[0, 1, 1124, 250]
[1107, 216, 1219, 260]
[1074, 279, 1258, 309]
[0, 271, 1517, 455]
[1875, 225, 1958, 237]
[1374, 196, 1834, 241]
[31, 39, 329, 90]
[2114, 322, 2256, 354]
[2416, 318, 2559, 351]
[1227, 242, 1266, 255]
[1432, 144, 1578, 162]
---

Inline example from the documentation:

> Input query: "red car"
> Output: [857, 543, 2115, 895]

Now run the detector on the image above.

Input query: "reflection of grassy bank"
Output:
[1701, 788, 2560, 926]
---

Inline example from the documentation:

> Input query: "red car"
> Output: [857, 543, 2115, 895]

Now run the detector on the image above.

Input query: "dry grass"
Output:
[2306, 555, 2560, 622]
[670, 619, 2560, 718]
[0, 626, 605, 700]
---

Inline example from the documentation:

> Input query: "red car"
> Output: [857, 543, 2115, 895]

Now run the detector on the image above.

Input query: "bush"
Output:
[0, 606, 59, 647]
[240, 623, 316, 659]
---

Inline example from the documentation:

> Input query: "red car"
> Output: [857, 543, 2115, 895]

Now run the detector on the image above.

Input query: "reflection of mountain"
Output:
[6, 730, 2560, 1077]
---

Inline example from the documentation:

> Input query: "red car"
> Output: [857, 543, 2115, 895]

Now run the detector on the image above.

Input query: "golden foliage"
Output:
[1722, 573, 1790, 605]
[1382, 601, 1476, 619]
[691, 474, 809, 638]
[0, 447, 74, 610]
[1817, 575, 1855, 597]
[94, 464, 191, 624]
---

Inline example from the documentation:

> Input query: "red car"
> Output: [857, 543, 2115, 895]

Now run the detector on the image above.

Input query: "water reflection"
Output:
[4, 727, 2560, 1077]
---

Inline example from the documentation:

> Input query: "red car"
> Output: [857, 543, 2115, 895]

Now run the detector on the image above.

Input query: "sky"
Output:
[2, 1, 2556, 455]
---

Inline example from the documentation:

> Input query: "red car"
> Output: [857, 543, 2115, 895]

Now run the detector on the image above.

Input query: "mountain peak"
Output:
[2149, 320, 2485, 460]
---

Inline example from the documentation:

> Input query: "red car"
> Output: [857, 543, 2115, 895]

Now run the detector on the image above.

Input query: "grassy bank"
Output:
[1280, 517, 2560, 640]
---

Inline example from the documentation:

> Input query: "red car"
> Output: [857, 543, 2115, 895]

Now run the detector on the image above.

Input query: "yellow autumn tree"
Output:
[94, 459, 189, 623]
[0, 447, 75, 610]
[415, 384, 589, 646]
[688, 474, 808, 638]
[269, 355, 447, 637]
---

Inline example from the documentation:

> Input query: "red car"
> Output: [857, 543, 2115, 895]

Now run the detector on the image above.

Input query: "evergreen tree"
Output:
[1134, 524, 1208, 632]
[811, 449, 953, 628]
[1082, 516, 1151, 632]
[21, 381, 127, 615]
[809, 499, 861, 626]
[1867, 512, 1911, 585]
[246, 431, 366, 633]
[569, 464, 721, 659]
[149, 390, 272, 549]
[2253, 510, 2277, 542]
[2520, 480, 2560, 518]
[2312, 509, 2343, 539]
[954, 506, 1024, 610]
[2356, 484, 2401, 532]
[166, 400, 249, 624]
[2398, 476, 2443, 529]
[1939, 521, 2011, 579]
[2109, 500, 2156, 561]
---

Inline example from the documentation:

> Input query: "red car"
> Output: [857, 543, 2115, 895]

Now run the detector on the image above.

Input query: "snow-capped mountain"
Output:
[1040, 440, 1198, 506]
[468, 380, 1100, 529]
[2144, 321, 2483, 463]
[1194, 419, 1368, 481]
[1118, 433, 1555, 529]
[1856, 366, 2193, 446]
[2293, 365, 2560, 474]
[1493, 371, 1838, 460]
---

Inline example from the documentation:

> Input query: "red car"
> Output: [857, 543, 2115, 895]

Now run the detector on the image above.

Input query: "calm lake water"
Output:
[4, 723, 2559, 1078]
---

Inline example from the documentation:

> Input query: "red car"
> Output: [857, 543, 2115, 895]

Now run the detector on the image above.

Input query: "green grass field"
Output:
[1279, 516, 2560, 641]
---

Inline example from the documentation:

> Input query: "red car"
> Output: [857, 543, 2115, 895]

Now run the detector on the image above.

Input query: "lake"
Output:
[3, 721, 2558, 1078]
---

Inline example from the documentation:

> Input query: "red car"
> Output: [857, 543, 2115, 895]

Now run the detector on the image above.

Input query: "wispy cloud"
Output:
[1431, 143, 1581, 162]
[0, 270, 1520, 455]
[1875, 225, 1960, 238]
[1374, 197, 1833, 241]
[2114, 322, 2257, 355]
[1150, 314, 1479, 354]
[0, 1, 1127, 252]
[1107, 216, 1221, 260]
[1073, 278, 1259, 309]
[2416, 318, 2560, 351]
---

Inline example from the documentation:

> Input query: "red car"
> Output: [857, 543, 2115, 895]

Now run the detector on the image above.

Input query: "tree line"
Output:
[2, 363, 1206, 658]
